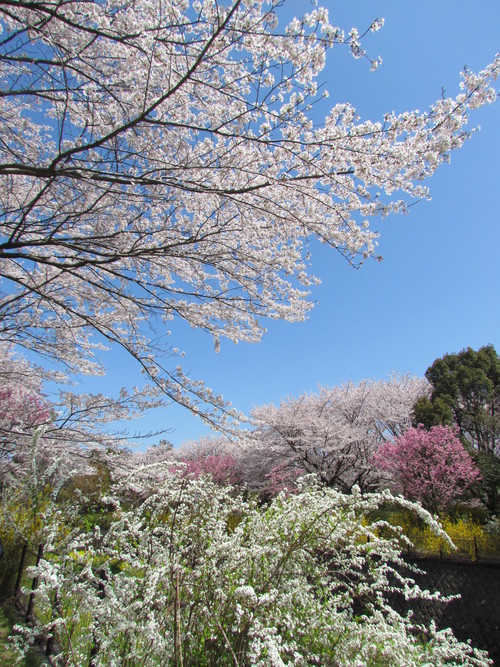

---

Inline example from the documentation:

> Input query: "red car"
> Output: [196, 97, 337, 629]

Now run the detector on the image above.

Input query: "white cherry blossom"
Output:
[0, 0, 497, 424]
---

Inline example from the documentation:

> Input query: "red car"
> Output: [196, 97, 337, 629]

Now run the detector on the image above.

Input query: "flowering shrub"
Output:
[9, 471, 492, 666]
[386, 511, 500, 561]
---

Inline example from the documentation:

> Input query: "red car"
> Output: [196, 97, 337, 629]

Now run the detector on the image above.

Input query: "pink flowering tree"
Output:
[374, 425, 481, 514]
[181, 454, 240, 486]
[173, 437, 241, 486]
[0, 371, 53, 484]
[0, 344, 161, 493]
[264, 462, 303, 497]
[0, 345, 52, 463]
[0, 387, 52, 463]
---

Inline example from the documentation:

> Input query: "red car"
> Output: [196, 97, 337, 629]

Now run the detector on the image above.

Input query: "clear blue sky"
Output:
[82, 1, 500, 448]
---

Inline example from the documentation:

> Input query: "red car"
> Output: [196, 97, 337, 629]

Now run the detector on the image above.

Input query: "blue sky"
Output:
[83, 1, 500, 447]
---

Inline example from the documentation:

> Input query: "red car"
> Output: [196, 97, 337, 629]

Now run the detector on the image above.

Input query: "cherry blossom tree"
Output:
[0, 377, 51, 464]
[180, 452, 240, 485]
[374, 424, 482, 515]
[0, 343, 53, 483]
[0, 0, 498, 426]
[264, 461, 302, 496]
[246, 374, 429, 493]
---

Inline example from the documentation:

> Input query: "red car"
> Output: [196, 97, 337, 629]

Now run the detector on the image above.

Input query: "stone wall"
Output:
[392, 558, 500, 665]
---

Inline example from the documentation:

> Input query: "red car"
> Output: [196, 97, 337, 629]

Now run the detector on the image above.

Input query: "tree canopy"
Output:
[374, 424, 481, 515]
[413, 345, 500, 456]
[244, 374, 429, 493]
[0, 0, 498, 426]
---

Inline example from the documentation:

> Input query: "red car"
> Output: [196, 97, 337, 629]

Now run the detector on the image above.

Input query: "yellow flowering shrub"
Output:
[383, 510, 500, 560]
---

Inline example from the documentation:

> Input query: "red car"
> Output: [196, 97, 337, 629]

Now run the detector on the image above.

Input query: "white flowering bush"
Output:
[14, 472, 491, 666]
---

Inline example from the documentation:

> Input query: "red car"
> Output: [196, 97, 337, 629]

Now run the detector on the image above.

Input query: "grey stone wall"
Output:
[391, 558, 500, 665]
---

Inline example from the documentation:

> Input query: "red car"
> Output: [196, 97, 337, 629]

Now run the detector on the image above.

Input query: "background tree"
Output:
[413, 345, 500, 511]
[0, 0, 498, 427]
[374, 425, 481, 515]
[173, 436, 241, 485]
[246, 374, 429, 493]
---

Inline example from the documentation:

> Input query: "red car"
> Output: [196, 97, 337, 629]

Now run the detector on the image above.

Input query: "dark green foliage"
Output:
[475, 451, 500, 513]
[413, 395, 454, 429]
[0, 534, 26, 600]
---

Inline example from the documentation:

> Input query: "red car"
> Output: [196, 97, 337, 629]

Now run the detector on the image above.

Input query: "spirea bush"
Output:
[13, 472, 491, 666]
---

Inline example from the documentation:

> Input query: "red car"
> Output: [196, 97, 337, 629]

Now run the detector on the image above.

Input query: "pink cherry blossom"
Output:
[374, 424, 481, 514]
